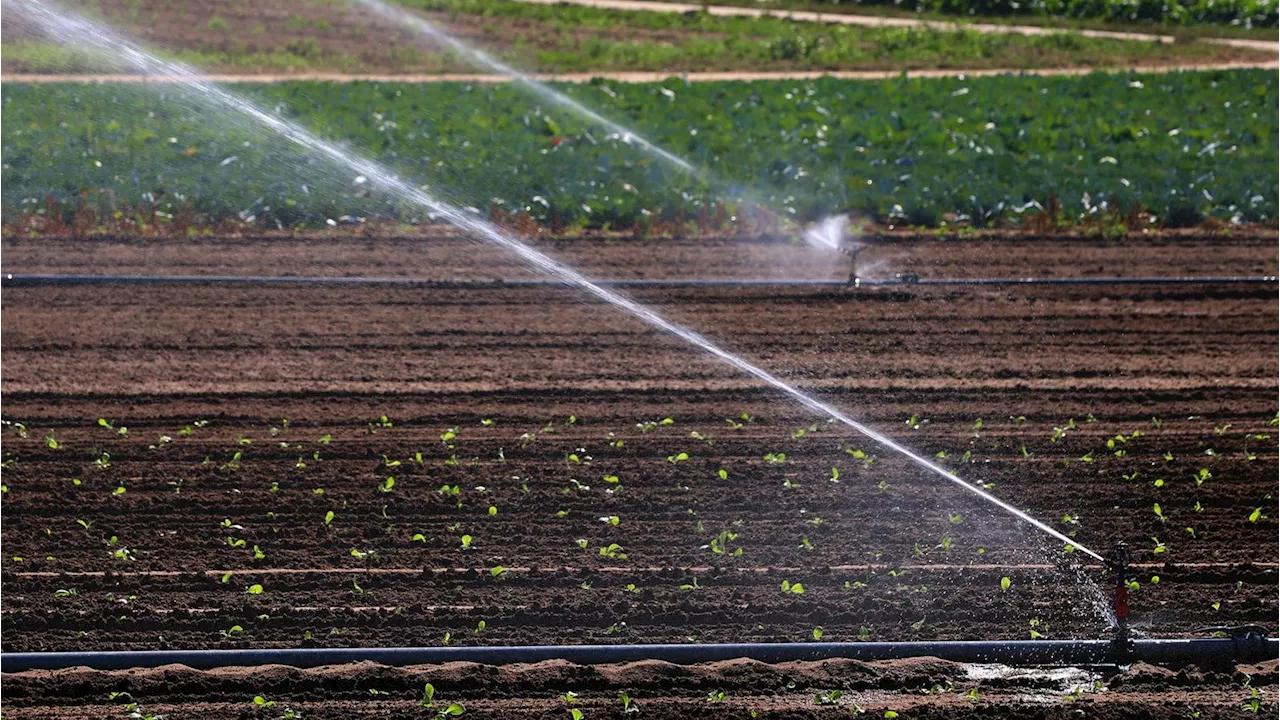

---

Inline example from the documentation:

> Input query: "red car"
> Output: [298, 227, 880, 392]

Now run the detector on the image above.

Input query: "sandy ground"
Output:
[2, 59, 1276, 83]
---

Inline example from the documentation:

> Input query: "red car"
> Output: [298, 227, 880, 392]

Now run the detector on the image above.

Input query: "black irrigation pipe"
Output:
[2, 273, 1277, 288]
[3, 637, 1277, 672]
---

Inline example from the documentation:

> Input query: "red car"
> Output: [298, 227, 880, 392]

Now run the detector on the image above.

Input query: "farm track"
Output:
[0, 233, 1276, 716]
[5, 59, 1278, 84]
[511, 0, 1280, 52]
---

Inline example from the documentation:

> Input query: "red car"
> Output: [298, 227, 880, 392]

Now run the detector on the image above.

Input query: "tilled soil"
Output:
[1, 233, 1276, 716]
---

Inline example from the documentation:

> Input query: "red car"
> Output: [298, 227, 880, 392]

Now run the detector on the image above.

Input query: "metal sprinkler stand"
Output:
[1109, 541, 1135, 663]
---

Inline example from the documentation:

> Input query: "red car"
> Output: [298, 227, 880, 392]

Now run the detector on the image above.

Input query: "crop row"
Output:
[2, 69, 1275, 231]
[4, 410, 1275, 571]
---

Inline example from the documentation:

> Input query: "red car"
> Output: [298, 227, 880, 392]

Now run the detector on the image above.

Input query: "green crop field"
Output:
[3, 69, 1275, 230]
[637, 0, 1279, 30]
[5, 0, 1266, 76]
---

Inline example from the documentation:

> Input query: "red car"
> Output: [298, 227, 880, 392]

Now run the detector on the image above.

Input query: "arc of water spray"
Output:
[358, 0, 857, 252]
[10, 0, 1103, 563]
[354, 0, 697, 175]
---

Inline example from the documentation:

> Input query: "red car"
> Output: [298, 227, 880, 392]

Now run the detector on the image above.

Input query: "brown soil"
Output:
[0, 233, 1276, 716]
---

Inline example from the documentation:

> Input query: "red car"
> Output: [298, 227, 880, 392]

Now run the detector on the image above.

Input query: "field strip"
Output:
[13, 562, 1274, 578]
[2, 60, 1276, 85]
[511, 0, 1280, 52]
[4, 273, 1277, 287]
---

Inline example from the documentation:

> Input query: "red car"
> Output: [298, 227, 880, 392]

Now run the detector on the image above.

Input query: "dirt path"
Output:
[513, 0, 1280, 52]
[4, 59, 1276, 84]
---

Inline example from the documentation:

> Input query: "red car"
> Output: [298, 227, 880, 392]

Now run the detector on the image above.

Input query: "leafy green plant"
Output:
[420, 682, 466, 718]
[709, 530, 740, 556]
[813, 689, 842, 705]
[780, 579, 805, 594]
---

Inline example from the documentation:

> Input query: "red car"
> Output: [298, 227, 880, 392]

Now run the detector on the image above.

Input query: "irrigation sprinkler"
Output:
[1109, 541, 1134, 662]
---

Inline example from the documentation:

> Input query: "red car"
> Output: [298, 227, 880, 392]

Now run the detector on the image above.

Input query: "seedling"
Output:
[812, 626, 824, 640]
[491, 566, 507, 579]
[1242, 684, 1262, 713]
[763, 452, 786, 465]
[619, 691, 638, 713]
[419, 682, 466, 719]
[460, 535, 473, 550]
[813, 690, 842, 705]
[717, 468, 729, 480]
[666, 451, 689, 464]
[1153, 503, 1166, 522]
[1000, 577, 1012, 592]
[780, 579, 805, 594]
[706, 690, 726, 703]
[324, 510, 335, 526]
[709, 530, 740, 555]
[98, 418, 128, 435]
[246, 584, 264, 595]
[679, 577, 701, 591]
[598, 543, 627, 559]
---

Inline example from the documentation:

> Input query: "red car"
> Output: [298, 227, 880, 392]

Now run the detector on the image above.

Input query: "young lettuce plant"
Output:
[780, 579, 805, 595]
